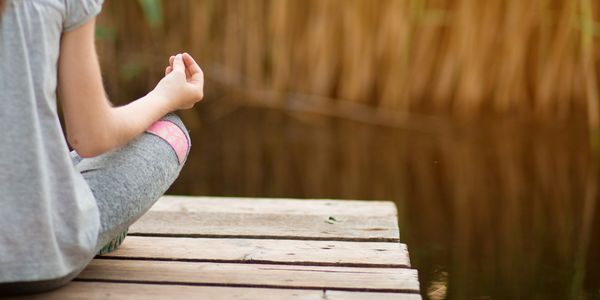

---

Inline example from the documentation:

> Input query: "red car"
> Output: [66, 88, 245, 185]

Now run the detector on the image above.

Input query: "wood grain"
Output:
[100, 236, 411, 268]
[16, 197, 420, 299]
[129, 196, 400, 242]
[77, 259, 420, 293]
[8, 282, 421, 300]
[149, 196, 398, 216]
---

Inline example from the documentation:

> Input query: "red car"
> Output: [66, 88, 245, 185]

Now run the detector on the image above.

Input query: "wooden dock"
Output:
[19, 196, 421, 299]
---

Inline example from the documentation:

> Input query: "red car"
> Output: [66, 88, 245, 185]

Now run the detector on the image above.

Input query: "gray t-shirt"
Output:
[0, 0, 103, 283]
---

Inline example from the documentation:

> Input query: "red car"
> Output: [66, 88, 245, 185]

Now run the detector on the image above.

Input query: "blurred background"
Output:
[95, 0, 600, 299]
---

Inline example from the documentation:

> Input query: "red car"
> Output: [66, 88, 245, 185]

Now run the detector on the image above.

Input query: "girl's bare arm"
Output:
[58, 17, 203, 158]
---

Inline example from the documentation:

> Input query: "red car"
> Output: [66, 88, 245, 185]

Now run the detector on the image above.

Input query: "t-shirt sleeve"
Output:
[63, 0, 104, 32]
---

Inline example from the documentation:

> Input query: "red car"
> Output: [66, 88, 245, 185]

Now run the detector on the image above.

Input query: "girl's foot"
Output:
[97, 228, 128, 255]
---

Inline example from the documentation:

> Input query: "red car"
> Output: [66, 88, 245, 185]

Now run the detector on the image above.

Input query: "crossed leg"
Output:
[76, 113, 191, 253]
[0, 113, 190, 295]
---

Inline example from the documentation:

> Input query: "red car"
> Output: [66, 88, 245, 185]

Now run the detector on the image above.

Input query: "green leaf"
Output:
[138, 0, 163, 28]
[95, 25, 116, 40]
[120, 62, 144, 81]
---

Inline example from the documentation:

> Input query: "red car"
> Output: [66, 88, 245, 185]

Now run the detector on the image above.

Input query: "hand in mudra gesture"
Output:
[152, 53, 204, 111]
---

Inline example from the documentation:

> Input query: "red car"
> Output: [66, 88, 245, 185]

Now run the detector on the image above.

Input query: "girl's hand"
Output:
[152, 53, 204, 111]
[59, 19, 203, 157]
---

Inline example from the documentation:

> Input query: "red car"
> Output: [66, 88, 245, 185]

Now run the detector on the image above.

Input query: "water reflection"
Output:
[168, 99, 598, 299]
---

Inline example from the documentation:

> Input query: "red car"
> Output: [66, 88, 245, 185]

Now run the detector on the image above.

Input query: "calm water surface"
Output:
[168, 99, 599, 300]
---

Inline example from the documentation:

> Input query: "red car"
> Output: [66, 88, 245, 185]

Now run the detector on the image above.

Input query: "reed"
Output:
[94, 2, 600, 298]
[96, 0, 600, 124]
[92, 0, 600, 299]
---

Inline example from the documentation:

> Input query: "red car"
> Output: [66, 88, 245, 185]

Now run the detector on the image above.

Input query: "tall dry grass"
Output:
[96, 0, 600, 125]
[94, 2, 600, 298]
[98, 0, 600, 299]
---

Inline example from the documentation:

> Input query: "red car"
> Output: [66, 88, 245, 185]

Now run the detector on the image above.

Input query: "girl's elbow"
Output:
[73, 146, 103, 158]
[68, 135, 110, 158]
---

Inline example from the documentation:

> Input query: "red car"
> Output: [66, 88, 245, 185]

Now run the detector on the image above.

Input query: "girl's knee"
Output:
[146, 113, 191, 165]
[162, 113, 188, 134]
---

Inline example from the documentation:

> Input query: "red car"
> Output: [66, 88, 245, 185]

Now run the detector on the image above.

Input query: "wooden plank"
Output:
[149, 196, 398, 216]
[100, 236, 411, 268]
[77, 259, 420, 293]
[9, 282, 421, 300]
[129, 211, 398, 241]
[326, 290, 422, 300]
[129, 196, 400, 242]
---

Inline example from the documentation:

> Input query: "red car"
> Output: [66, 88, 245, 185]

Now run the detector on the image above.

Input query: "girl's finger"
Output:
[185, 67, 191, 80]
[169, 55, 175, 67]
[182, 53, 192, 79]
[182, 53, 203, 83]
[172, 54, 185, 73]
[182, 53, 202, 74]
[165, 66, 173, 76]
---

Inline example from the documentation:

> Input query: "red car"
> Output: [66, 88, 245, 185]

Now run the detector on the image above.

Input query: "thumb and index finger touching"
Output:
[181, 53, 203, 83]
[166, 53, 202, 80]
[172, 54, 186, 73]
[166, 53, 204, 100]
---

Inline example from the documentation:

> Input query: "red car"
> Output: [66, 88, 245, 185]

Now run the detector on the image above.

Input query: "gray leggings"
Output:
[0, 113, 190, 295]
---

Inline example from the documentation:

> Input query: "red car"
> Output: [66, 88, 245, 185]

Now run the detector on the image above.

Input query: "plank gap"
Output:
[127, 233, 400, 243]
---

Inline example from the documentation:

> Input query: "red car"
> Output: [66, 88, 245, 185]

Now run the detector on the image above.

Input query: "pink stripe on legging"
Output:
[146, 120, 189, 164]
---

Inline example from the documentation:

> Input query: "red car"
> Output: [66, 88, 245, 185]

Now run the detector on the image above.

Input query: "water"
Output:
[168, 99, 599, 299]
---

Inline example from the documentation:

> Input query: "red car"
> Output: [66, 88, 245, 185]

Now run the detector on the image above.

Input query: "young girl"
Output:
[0, 0, 204, 294]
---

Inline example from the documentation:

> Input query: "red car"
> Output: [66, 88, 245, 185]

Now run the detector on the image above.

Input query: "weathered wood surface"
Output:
[129, 196, 400, 242]
[146, 196, 398, 215]
[16, 282, 422, 300]
[101, 236, 411, 268]
[11, 196, 421, 299]
[78, 259, 419, 292]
